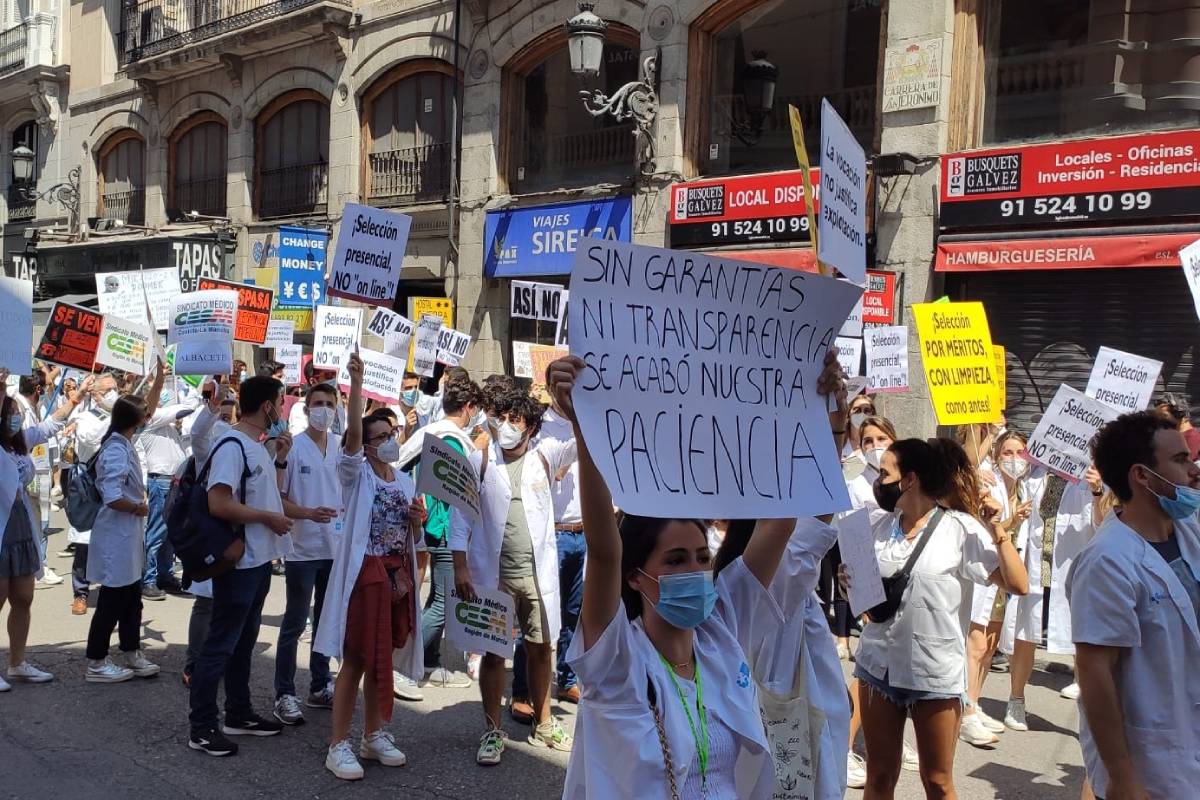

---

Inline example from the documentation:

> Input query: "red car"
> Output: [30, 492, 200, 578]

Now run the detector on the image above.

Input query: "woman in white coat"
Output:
[549, 350, 846, 800]
[315, 351, 426, 781]
[84, 390, 163, 684]
[0, 369, 91, 690]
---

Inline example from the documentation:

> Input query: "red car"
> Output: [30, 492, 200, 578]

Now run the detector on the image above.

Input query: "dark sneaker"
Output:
[222, 713, 283, 737]
[189, 727, 238, 757]
[141, 585, 167, 601]
[158, 578, 188, 595]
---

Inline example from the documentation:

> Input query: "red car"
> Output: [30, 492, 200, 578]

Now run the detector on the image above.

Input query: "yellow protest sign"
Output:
[788, 104, 821, 268]
[408, 297, 454, 370]
[993, 345, 1007, 410]
[255, 267, 278, 293]
[912, 301, 1002, 425]
[529, 345, 568, 403]
[271, 307, 313, 333]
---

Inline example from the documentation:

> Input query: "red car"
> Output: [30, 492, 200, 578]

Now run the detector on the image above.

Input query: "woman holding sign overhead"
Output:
[547, 349, 847, 800]
[315, 349, 427, 782]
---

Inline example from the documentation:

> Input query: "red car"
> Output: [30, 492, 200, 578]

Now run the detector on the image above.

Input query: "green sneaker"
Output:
[476, 727, 507, 765]
[527, 718, 573, 752]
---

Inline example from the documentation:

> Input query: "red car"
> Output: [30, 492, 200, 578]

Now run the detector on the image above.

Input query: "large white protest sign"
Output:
[567, 239, 860, 518]
[415, 433, 481, 525]
[512, 340, 534, 378]
[835, 336, 863, 377]
[327, 203, 412, 306]
[510, 280, 567, 322]
[365, 307, 415, 358]
[445, 581, 514, 659]
[97, 267, 181, 330]
[337, 346, 405, 403]
[0, 277, 32, 374]
[818, 99, 867, 284]
[865, 325, 908, 393]
[436, 326, 471, 367]
[839, 295, 864, 338]
[313, 305, 362, 370]
[1085, 346, 1162, 414]
[412, 314, 441, 377]
[263, 319, 294, 347]
[167, 289, 237, 345]
[1181, 239, 1200, 322]
[276, 344, 303, 385]
[837, 508, 887, 616]
[174, 340, 232, 375]
[1026, 384, 1120, 481]
[96, 316, 153, 374]
[555, 296, 570, 347]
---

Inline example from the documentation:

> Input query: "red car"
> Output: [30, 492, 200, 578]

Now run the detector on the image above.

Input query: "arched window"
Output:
[363, 61, 455, 207]
[256, 90, 329, 219]
[7, 121, 37, 222]
[97, 130, 145, 224]
[170, 112, 227, 217]
[502, 27, 640, 193]
[687, 0, 881, 177]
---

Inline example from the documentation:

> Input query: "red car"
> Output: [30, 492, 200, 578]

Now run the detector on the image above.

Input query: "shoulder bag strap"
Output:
[895, 507, 945, 582]
[646, 675, 681, 800]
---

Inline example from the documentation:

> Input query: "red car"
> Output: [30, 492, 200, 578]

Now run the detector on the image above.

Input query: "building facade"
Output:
[1, 0, 1198, 436]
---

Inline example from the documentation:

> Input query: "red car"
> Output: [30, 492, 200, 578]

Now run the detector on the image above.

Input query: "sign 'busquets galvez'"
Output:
[940, 129, 1200, 230]
[669, 169, 820, 247]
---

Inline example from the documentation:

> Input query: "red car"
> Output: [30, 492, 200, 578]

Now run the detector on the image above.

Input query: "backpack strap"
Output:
[198, 436, 252, 505]
[895, 507, 945, 582]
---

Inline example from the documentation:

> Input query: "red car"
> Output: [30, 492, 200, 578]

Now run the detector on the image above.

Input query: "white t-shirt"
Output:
[535, 407, 581, 525]
[283, 431, 343, 561]
[206, 429, 291, 569]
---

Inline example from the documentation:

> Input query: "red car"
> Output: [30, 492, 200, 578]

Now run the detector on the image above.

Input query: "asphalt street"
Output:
[0, 522, 1088, 799]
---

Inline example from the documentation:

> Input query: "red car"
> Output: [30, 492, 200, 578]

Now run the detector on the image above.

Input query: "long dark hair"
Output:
[102, 395, 147, 444]
[619, 514, 707, 619]
[712, 519, 757, 578]
[0, 394, 27, 456]
[890, 437, 980, 518]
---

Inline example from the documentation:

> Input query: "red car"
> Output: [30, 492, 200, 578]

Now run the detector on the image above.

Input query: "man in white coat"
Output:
[450, 387, 576, 766]
[1069, 411, 1200, 800]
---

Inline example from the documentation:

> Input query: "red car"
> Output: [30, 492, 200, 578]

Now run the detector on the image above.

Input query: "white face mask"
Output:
[307, 406, 335, 432]
[468, 409, 486, 431]
[864, 447, 887, 470]
[999, 457, 1029, 480]
[373, 437, 400, 463]
[496, 421, 526, 450]
[99, 389, 119, 412]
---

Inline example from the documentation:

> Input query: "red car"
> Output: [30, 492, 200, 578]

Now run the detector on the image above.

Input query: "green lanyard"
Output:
[658, 654, 710, 791]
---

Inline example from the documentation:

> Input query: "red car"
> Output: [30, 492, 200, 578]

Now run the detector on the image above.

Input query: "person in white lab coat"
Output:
[548, 350, 847, 800]
[84, 388, 164, 684]
[1069, 411, 1200, 800]
[315, 351, 426, 781]
[65, 381, 117, 615]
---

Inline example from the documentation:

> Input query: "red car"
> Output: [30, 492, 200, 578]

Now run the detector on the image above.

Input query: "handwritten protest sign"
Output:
[0, 277, 32, 373]
[337, 346, 405, 404]
[264, 319, 294, 347]
[412, 314, 442, 378]
[512, 340, 534, 378]
[865, 325, 908, 393]
[994, 346, 1007, 410]
[835, 336, 863, 377]
[436, 326, 471, 367]
[327, 203, 412, 306]
[196, 277, 273, 344]
[511, 281, 567, 322]
[1027, 385, 1120, 481]
[96, 268, 180, 330]
[818, 99, 867, 284]
[1084, 346, 1162, 414]
[567, 239, 859, 518]
[912, 301, 1001, 425]
[276, 344, 303, 385]
[837, 508, 887, 615]
[1181, 239, 1200, 322]
[445, 582, 514, 659]
[313, 306, 362, 370]
[38, 302, 103, 370]
[529, 345, 567, 403]
[366, 307, 415, 358]
[415, 433, 481, 525]
[96, 316, 152, 374]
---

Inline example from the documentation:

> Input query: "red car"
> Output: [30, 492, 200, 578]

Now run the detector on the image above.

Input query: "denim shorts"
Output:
[854, 665, 962, 712]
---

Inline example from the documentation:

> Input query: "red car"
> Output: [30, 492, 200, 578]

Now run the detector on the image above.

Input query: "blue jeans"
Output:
[420, 545, 454, 670]
[513, 528, 587, 696]
[274, 559, 332, 699]
[188, 564, 272, 731]
[142, 476, 174, 588]
[854, 665, 962, 711]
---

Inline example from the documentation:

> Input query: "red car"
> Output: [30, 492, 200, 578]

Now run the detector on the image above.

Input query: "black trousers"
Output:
[71, 545, 89, 599]
[85, 581, 143, 660]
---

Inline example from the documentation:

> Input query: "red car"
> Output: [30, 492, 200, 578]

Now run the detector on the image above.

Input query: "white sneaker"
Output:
[36, 567, 64, 587]
[86, 657, 134, 684]
[467, 653, 482, 681]
[1004, 698, 1029, 731]
[1060, 682, 1081, 700]
[123, 650, 160, 678]
[421, 666, 472, 688]
[7, 661, 53, 683]
[273, 694, 305, 725]
[977, 709, 1006, 734]
[846, 751, 866, 789]
[902, 741, 920, 771]
[0, 674, 10, 692]
[959, 713, 999, 747]
[392, 671, 424, 702]
[360, 729, 407, 767]
[325, 739, 364, 781]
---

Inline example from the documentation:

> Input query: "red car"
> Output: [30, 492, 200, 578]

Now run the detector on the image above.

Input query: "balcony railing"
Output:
[258, 161, 327, 219]
[0, 22, 27, 76]
[543, 124, 636, 172]
[173, 176, 225, 217]
[101, 188, 146, 225]
[119, 0, 347, 64]
[6, 184, 36, 223]
[367, 143, 451, 207]
[994, 49, 1087, 98]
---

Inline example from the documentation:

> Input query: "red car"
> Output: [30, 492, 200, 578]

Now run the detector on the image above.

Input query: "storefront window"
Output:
[703, 0, 880, 176]
[984, 0, 1200, 144]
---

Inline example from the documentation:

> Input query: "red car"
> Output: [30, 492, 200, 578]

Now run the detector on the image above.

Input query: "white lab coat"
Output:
[65, 403, 109, 546]
[86, 434, 146, 587]
[0, 418, 63, 576]
[448, 438, 575, 644]
[970, 459, 1013, 626]
[1047, 479, 1098, 654]
[314, 451, 423, 681]
[563, 558, 783, 799]
[997, 468, 1048, 653]
[1067, 513, 1200, 800]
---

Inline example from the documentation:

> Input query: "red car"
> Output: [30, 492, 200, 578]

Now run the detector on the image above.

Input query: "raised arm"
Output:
[142, 359, 167, 423]
[549, 357, 622, 650]
[343, 349, 364, 454]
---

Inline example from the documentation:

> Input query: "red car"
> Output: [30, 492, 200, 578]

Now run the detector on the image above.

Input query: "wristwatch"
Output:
[274, 460, 288, 469]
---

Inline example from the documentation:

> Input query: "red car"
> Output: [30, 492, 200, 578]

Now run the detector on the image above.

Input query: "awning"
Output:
[935, 228, 1200, 272]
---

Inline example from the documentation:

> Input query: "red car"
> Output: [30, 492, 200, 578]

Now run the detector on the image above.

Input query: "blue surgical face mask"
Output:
[639, 569, 717, 629]
[401, 389, 419, 406]
[266, 404, 287, 438]
[1144, 467, 1200, 520]
[7, 414, 20, 433]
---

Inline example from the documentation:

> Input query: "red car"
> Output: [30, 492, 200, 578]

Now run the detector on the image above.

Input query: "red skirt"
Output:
[344, 553, 414, 722]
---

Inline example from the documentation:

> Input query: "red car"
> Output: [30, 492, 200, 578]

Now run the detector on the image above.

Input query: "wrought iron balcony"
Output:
[258, 161, 328, 219]
[173, 176, 226, 217]
[0, 22, 26, 77]
[367, 142, 451, 208]
[100, 188, 146, 225]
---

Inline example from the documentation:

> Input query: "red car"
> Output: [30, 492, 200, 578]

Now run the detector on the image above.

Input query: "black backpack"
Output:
[64, 450, 103, 531]
[166, 437, 250, 588]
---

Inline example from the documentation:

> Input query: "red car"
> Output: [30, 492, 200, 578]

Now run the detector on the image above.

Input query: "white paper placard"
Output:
[1180, 238, 1200, 322]
[313, 305, 362, 370]
[818, 99, 867, 284]
[555, 295, 570, 347]
[1084, 346, 1162, 414]
[337, 346, 405, 404]
[276, 344, 303, 385]
[864, 325, 908, 393]
[836, 507, 887, 616]
[444, 581, 515, 659]
[327, 203, 412, 307]
[96, 316, 153, 375]
[167, 289, 237, 345]
[365, 307, 416, 359]
[510, 280, 567, 322]
[567, 238, 859, 519]
[839, 295, 864, 338]
[174, 340, 232, 376]
[0, 276, 32, 374]
[835, 336, 864, 377]
[412, 314, 441, 378]
[512, 340, 534, 379]
[263, 319, 295, 347]
[97, 267, 181, 330]
[415, 432, 481, 524]
[1026, 384, 1121, 482]
[435, 326, 472, 367]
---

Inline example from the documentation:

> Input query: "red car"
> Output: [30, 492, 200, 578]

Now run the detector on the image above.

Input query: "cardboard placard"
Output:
[818, 99, 867, 284]
[337, 346, 406, 404]
[414, 432, 481, 524]
[327, 203, 412, 306]
[276, 344, 303, 386]
[96, 267, 180, 330]
[529, 345, 568, 403]
[196, 277, 274, 344]
[0, 277, 32, 374]
[96, 316, 153, 375]
[994, 345, 1007, 410]
[512, 340, 535, 379]
[510, 280, 567, 322]
[263, 319, 295, 347]
[37, 302, 103, 371]
[435, 326, 472, 367]
[835, 336, 863, 377]
[167, 290, 238, 345]
[1026, 384, 1120, 482]
[366, 307, 415, 358]
[313, 305, 362, 370]
[412, 314, 441, 378]
[865, 325, 909, 393]
[1084, 346, 1162, 414]
[912, 301, 1001, 425]
[444, 581, 515, 660]
[836, 508, 887, 616]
